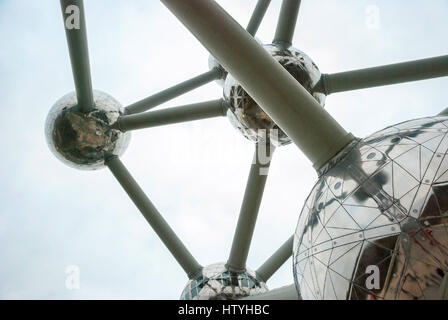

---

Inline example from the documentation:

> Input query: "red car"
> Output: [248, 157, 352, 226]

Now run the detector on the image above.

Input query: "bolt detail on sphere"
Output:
[223, 43, 325, 147]
[45, 91, 131, 170]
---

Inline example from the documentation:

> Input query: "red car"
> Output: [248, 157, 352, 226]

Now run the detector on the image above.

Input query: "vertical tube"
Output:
[246, 0, 271, 36]
[227, 144, 273, 272]
[60, 0, 94, 113]
[273, 0, 301, 47]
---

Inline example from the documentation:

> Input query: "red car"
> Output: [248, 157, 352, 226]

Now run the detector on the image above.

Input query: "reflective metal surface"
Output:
[293, 116, 448, 299]
[45, 91, 131, 170]
[180, 263, 268, 300]
[223, 43, 325, 147]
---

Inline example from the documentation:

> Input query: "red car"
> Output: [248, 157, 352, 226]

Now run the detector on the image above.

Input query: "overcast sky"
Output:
[0, 0, 447, 299]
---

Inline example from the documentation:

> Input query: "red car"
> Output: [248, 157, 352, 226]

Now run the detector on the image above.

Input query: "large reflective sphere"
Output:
[180, 263, 268, 300]
[45, 91, 131, 170]
[223, 43, 325, 146]
[293, 116, 448, 300]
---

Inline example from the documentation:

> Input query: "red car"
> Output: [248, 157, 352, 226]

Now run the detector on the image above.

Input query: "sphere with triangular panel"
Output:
[293, 116, 448, 300]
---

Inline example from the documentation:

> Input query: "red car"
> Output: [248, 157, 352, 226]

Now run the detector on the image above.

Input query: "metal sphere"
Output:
[180, 263, 268, 300]
[223, 43, 325, 147]
[45, 90, 131, 170]
[293, 116, 448, 300]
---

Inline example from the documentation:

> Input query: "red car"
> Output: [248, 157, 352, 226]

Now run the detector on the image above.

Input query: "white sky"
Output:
[0, 0, 447, 299]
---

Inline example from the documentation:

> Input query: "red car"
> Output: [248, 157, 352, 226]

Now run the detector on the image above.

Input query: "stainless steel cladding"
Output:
[180, 263, 268, 300]
[45, 91, 131, 170]
[294, 116, 448, 300]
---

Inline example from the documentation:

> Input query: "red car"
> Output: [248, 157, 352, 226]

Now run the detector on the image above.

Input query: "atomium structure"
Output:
[47, 0, 448, 299]
[294, 117, 448, 300]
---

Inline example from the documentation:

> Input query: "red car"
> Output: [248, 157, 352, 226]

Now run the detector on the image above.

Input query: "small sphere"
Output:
[293, 116, 448, 300]
[45, 90, 131, 170]
[223, 43, 325, 147]
[180, 263, 268, 300]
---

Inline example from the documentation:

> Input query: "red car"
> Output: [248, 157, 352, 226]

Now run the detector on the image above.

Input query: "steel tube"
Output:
[256, 235, 293, 282]
[106, 157, 202, 278]
[273, 0, 301, 47]
[118, 99, 225, 131]
[227, 144, 273, 272]
[316, 55, 448, 95]
[161, 0, 353, 170]
[60, 0, 94, 113]
[242, 284, 299, 300]
[125, 68, 222, 114]
[246, 0, 271, 36]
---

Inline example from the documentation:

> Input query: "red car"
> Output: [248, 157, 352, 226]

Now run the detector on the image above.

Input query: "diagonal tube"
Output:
[246, 0, 271, 36]
[227, 144, 273, 272]
[315, 55, 448, 95]
[60, 0, 94, 113]
[125, 68, 223, 115]
[161, 0, 353, 170]
[106, 156, 202, 278]
[256, 235, 293, 282]
[273, 0, 301, 47]
[118, 99, 225, 131]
